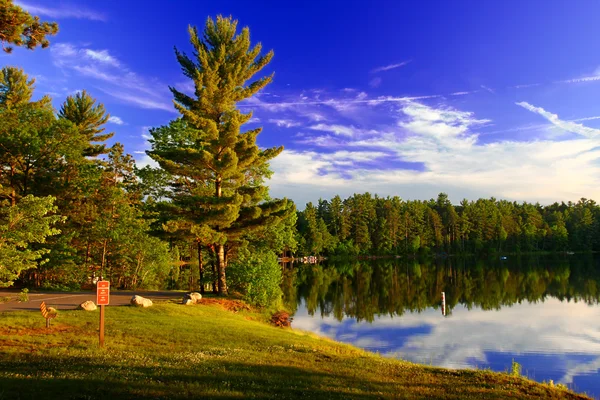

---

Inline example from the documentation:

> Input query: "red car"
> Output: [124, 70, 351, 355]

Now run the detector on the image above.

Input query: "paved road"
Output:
[0, 290, 184, 312]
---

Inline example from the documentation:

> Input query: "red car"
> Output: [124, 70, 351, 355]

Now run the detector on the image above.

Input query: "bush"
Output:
[510, 359, 522, 377]
[18, 288, 29, 302]
[227, 249, 283, 308]
[39, 281, 80, 292]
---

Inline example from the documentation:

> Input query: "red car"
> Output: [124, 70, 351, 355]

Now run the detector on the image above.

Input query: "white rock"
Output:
[130, 295, 153, 308]
[182, 292, 202, 305]
[190, 292, 202, 302]
[79, 301, 97, 311]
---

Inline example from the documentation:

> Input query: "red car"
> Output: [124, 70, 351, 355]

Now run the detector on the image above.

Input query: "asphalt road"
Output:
[0, 290, 184, 312]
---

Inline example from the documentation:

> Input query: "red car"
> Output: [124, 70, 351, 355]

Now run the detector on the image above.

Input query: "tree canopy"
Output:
[0, 0, 58, 53]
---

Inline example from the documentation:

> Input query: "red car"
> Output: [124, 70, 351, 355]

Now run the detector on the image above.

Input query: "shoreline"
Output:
[0, 299, 591, 399]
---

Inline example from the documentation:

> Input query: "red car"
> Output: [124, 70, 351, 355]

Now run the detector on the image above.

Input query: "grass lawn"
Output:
[0, 298, 590, 399]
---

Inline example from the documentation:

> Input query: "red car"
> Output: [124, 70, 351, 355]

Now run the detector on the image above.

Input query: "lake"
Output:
[283, 255, 600, 399]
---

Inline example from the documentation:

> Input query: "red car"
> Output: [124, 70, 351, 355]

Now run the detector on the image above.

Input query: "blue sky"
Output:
[6, 1, 600, 206]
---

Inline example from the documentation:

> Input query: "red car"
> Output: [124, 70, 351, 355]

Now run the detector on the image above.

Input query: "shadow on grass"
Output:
[0, 354, 400, 400]
[0, 353, 587, 400]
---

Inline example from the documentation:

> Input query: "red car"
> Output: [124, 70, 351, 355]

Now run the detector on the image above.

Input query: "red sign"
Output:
[97, 281, 110, 305]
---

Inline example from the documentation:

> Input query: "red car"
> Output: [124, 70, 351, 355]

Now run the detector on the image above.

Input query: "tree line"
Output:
[296, 193, 599, 256]
[284, 255, 600, 322]
[2, 1, 600, 308]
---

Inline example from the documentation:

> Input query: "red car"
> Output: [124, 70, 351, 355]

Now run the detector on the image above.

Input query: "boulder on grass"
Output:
[130, 295, 153, 308]
[79, 301, 97, 311]
[182, 292, 202, 305]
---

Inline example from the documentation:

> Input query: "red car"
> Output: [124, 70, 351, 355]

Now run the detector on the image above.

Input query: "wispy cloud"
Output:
[50, 43, 174, 112]
[516, 101, 600, 139]
[369, 77, 382, 88]
[371, 60, 412, 74]
[108, 116, 124, 125]
[511, 83, 541, 89]
[268, 119, 301, 128]
[84, 50, 119, 66]
[480, 85, 495, 94]
[15, 1, 106, 21]
[98, 88, 174, 113]
[308, 124, 357, 137]
[268, 99, 600, 207]
[557, 75, 600, 84]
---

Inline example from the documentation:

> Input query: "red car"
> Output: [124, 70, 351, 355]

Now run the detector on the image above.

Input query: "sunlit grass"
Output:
[0, 301, 590, 399]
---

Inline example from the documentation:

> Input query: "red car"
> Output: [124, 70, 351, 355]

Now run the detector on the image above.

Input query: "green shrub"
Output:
[510, 359, 522, 377]
[227, 249, 283, 308]
[18, 288, 29, 302]
[39, 281, 80, 292]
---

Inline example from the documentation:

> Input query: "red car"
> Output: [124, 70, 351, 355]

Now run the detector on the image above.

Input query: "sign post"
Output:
[96, 281, 110, 347]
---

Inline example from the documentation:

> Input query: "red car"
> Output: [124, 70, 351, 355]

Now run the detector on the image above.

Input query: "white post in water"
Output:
[441, 291, 446, 316]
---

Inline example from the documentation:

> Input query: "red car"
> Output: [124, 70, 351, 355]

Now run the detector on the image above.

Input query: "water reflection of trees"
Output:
[283, 255, 600, 322]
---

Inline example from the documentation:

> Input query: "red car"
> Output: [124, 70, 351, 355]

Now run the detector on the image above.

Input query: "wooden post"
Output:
[99, 304, 105, 347]
[96, 280, 109, 348]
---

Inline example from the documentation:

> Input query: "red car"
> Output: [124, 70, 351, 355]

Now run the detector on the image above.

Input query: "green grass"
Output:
[0, 300, 590, 400]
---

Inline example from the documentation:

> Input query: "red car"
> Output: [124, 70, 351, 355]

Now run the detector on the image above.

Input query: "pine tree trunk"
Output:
[210, 246, 217, 293]
[101, 239, 108, 279]
[212, 261, 217, 293]
[197, 242, 204, 295]
[216, 244, 227, 295]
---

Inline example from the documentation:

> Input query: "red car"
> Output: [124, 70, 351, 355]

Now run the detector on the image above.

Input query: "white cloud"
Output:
[134, 154, 159, 169]
[558, 76, 600, 84]
[268, 119, 301, 128]
[573, 115, 600, 122]
[15, 1, 106, 21]
[84, 50, 119, 66]
[308, 124, 358, 137]
[516, 101, 600, 139]
[108, 116, 124, 125]
[356, 92, 368, 100]
[450, 91, 476, 96]
[371, 60, 412, 74]
[98, 89, 174, 113]
[480, 85, 495, 94]
[51, 43, 174, 112]
[511, 83, 541, 89]
[268, 100, 600, 207]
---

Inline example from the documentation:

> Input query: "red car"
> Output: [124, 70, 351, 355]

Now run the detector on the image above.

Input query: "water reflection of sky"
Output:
[293, 298, 600, 398]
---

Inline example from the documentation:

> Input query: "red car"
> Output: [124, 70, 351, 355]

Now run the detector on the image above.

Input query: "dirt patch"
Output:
[198, 298, 251, 312]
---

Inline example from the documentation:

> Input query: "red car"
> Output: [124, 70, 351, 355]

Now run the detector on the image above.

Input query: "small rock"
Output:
[182, 292, 202, 305]
[130, 295, 153, 308]
[79, 301, 97, 311]
[47, 307, 59, 317]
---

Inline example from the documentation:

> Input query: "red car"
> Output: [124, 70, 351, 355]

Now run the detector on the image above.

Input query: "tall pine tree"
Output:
[59, 90, 114, 157]
[149, 16, 289, 295]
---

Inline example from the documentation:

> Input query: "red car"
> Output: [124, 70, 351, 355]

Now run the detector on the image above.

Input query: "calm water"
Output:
[283, 255, 600, 399]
